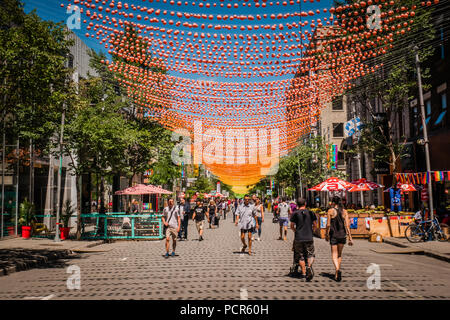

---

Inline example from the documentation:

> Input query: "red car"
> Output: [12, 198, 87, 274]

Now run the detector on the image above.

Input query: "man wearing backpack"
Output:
[290, 198, 317, 282]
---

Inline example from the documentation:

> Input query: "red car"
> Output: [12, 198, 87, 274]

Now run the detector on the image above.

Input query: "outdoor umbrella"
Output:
[348, 178, 384, 192]
[383, 183, 417, 192]
[115, 184, 172, 195]
[308, 177, 356, 192]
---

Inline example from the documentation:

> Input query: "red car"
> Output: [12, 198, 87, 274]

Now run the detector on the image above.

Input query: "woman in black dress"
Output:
[326, 196, 353, 281]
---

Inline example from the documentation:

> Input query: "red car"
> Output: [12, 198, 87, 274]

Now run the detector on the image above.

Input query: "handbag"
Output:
[272, 217, 279, 223]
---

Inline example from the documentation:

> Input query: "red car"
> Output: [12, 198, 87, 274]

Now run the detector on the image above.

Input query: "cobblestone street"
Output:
[0, 213, 449, 300]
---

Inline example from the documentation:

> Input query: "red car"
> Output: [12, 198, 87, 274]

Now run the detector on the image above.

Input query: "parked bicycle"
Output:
[405, 217, 448, 243]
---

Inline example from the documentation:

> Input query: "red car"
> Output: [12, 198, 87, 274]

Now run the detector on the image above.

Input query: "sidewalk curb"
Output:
[383, 238, 450, 263]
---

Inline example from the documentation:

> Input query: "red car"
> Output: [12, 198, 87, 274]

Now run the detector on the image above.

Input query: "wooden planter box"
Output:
[348, 213, 370, 238]
[357, 213, 370, 218]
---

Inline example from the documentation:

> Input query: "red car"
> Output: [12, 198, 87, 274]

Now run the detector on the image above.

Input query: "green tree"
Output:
[274, 136, 345, 195]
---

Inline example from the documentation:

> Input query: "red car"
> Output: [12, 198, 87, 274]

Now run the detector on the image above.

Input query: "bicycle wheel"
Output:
[405, 224, 423, 243]
[434, 224, 449, 242]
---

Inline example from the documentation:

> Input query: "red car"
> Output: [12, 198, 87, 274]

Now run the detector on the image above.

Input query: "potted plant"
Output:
[18, 199, 35, 239]
[60, 200, 74, 240]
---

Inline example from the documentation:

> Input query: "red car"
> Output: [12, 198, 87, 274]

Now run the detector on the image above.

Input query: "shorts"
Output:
[241, 228, 255, 234]
[293, 240, 315, 262]
[330, 237, 347, 245]
[165, 227, 178, 239]
[195, 221, 204, 232]
[279, 217, 289, 227]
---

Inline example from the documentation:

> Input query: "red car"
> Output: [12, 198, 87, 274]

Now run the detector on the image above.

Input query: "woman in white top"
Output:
[253, 197, 265, 241]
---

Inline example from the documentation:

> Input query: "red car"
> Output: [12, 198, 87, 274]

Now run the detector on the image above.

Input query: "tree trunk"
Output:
[76, 174, 82, 240]
[29, 139, 34, 203]
[100, 176, 105, 214]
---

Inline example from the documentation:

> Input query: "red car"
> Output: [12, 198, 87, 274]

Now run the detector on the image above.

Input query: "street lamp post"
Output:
[414, 47, 434, 220]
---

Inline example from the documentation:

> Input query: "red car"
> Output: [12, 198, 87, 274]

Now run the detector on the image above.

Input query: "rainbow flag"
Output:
[435, 171, 444, 182]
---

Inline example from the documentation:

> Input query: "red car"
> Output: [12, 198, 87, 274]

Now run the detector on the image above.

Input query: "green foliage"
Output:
[18, 199, 35, 226]
[285, 186, 296, 198]
[0, 2, 73, 151]
[63, 50, 179, 188]
[61, 200, 75, 228]
[274, 136, 345, 192]
[186, 176, 213, 197]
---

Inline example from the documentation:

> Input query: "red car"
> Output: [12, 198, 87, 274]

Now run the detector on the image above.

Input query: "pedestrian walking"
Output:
[325, 196, 353, 282]
[235, 194, 258, 255]
[182, 198, 190, 240]
[162, 199, 181, 258]
[253, 197, 264, 241]
[208, 200, 217, 229]
[177, 198, 188, 240]
[290, 198, 317, 281]
[192, 200, 209, 241]
[222, 200, 228, 220]
[233, 198, 239, 222]
[277, 197, 291, 241]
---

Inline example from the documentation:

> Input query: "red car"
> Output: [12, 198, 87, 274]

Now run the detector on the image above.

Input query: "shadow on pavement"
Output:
[0, 248, 81, 273]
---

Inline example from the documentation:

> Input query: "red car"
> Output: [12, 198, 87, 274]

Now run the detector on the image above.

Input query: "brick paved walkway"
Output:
[0, 212, 449, 300]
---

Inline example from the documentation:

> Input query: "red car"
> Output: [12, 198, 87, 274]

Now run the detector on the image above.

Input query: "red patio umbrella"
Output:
[349, 178, 384, 192]
[308, 177, 356, 192]
[383, 183, 417, 192]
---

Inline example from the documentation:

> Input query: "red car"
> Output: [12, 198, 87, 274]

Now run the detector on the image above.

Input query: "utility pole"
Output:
[351, 101, 364, 207]
[296, 148, 303, 199]
[1, 116, 5, 239]
[55, 103, 65, 242]
[415, 47, 434, 220]
[15, 139, 19, 236]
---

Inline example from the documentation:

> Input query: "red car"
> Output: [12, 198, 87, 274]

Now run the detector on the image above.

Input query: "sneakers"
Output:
[289, 265, 300, 277]
[336, 270, 342, 282]
[306, 266, 314, 282]
[199, 236, 203, 241]
[164, 252, 169, 258]
[171, 252, 175, 257]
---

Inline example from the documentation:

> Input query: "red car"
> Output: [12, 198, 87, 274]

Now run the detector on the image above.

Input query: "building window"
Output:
[426, 100, 431, 116]
[337, 152, 345, 166]
[435, 93, 447, 126]
[333, 123, 344, 137]
[332, 97, 343, 110]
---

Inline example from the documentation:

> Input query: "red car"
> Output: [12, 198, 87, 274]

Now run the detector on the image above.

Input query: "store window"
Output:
[435, 93, 447, 126]
[333, 123, 344, 137]
[426, 100, 431, 116]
